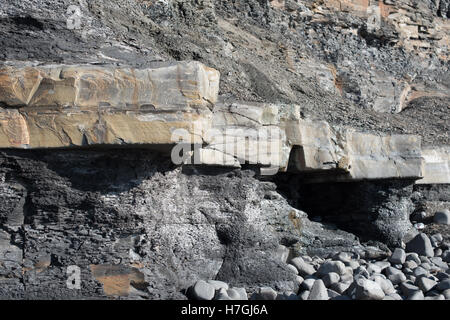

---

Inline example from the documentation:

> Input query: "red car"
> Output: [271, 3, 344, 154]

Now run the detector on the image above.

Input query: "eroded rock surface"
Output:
[0, 0, 448, 300]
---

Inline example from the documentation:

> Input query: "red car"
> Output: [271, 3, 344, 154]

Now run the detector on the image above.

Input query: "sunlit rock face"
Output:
[0, 0, 448, 300]
[0, 62, 219, 147]
[0, 63, 427, 182]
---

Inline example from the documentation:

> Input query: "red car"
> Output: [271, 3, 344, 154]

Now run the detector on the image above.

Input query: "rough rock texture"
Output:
[418, 147, 450, 185]
[0, 0, 449, 300]
[0, 148, 368, 299]
[276, 176, 418, 247]
[0, 65, 427, 182]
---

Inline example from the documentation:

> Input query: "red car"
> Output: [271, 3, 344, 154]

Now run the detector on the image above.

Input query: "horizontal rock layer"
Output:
[417, 147, 450, 185]
[0, 62, 447, 183]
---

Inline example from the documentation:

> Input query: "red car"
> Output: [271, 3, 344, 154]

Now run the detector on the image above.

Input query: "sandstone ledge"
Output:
[417, 147, 450, 185]
[0, 62, 446, 183]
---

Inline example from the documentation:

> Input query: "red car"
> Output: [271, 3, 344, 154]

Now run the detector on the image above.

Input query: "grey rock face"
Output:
[295, 180, 418, 247]
[0, 149, 302, 299]
[406, 234, 435, 257]
[0, 0, 449, 301]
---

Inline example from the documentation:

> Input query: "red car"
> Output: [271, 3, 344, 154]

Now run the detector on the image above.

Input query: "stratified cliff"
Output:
[0, 0, 448, 300]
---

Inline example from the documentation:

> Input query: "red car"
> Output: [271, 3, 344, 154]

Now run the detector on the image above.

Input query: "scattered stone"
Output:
[323, 272, 340, 287]
[354, 266, 370, 279]
[372, 275, 396, 295]
[276, 291, 299, 300]
[390, 248, 406, 264]
[420, 256, 431, 264]
[400, 282, 421, 297]
[331, 295, 352, 300]
[234, 287, 248, 300]
[331, 282, 351, 294]
[436, 279, 450, 291]
[413, 266, 429, 277]
[374, 261, 391, 271]
[191, 280, 215, 300]
[436, 272, 450, 281]
[416, 277, 437, 293]
[421, 262, 432, 270]
[406, 253, 421, 264]
[286, 264, 299, 275]
[327, 289, 340, 299]
[408, 290, 425, 300]
[443, 251, 450, 263]
[355, 279, 385, 300]
[431, 257, 448, 269]
[403, 260, 418, 269]
[227, 288, 241, 300]
[207, 280, 229, 291]
[367, 263, 382, 274]
[256, 287, 277, 300]
[317, 261, 347, 276]
[340, 274, 354, 284]
[333, 252, 352, 263]
[406, 234, 434, 257]
[298, 290, 310, 300]
[389, 293, 403, 301]
[295, 276, 304, 286]
[434, 210, 450, 225]
[442, 289, 450, 300]
[290, 257, 316, 277]
[388, 273, 407, 285]
[346, 261, 360, 270]
[385, 266, 403, 276]
[215, 288, 232, 300]
[431, 234, 443, 247]
[301, 278, 316, 291]
[308, 280, 329, 300]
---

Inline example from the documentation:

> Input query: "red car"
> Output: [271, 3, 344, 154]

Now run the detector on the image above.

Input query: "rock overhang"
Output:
[0, 61, 446, 183]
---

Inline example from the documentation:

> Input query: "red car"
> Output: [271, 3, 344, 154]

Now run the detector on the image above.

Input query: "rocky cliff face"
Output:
[0, 0, 448, 299]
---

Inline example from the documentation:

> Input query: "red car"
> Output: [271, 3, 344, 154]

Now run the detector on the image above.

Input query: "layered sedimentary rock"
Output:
[0, 0, 448, 301]
[0, 63, 429, 182]
[418, 147, 450, 184]
[0, 148, 365, 299]
[0, 62, 218, 147]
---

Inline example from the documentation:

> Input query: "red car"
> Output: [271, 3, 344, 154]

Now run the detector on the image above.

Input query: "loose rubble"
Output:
[187, 232, 450, 300]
